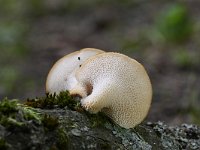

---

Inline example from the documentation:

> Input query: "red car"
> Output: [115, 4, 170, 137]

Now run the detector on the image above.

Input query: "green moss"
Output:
[24, 91, 112, 130]
[0, 98, 18, 115]
[25, 91, 81, 110]
[0, 98, 42, 128]
[1, 93, 112, 131]
[42, 114, 59, 131]
[21, 106, 41, 123]
[0, 116, 24, 128]
[86, 112, 111, 127]
[0, 99, 23, 128]
[56, 128, 69, 149]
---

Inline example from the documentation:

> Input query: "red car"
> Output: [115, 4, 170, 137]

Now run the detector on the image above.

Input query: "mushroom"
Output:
[46, 48, 104, 94]
[69, 52, 152, 128]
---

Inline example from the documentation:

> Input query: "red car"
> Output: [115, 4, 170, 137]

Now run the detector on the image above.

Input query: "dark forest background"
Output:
[0, 0, 199, 125]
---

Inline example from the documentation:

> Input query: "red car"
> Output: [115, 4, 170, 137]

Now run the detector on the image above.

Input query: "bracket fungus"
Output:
[46, 48, 104, 94]
[46, 49, 152, 129]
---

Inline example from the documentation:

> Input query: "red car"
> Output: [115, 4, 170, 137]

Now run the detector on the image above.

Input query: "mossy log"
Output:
[0, 92, 199, 150]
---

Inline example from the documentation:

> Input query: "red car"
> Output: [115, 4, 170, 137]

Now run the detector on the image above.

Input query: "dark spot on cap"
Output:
[78, 57, 80, 60]
[79, 65, 81, 67]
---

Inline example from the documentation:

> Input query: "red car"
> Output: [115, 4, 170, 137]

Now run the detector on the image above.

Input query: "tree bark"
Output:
[0, 98, 199, 150]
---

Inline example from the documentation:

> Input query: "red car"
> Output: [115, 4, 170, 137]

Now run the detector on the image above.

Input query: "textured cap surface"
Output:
[46, 48, 104, 94]
[71, 52, 152, 128]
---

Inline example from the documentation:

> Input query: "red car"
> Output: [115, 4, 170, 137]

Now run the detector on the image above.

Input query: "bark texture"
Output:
[0, 96, 199, 150]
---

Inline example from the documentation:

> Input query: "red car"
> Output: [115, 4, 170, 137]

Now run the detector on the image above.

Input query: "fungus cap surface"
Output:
[70, 52, 152, 128]
[46, 48, 104, 94]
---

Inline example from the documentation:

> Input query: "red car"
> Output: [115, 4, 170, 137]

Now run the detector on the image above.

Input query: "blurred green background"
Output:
[0, 0, 200, 125]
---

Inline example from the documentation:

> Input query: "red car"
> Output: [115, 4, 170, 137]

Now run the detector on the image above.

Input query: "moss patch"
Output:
[42, 114, 59, 131]
[25, 91, 81, 110]
[0, 98, 41, 129]
[85, 112, 111, 128]
[25, 92, 111, 127]
[0, 98, 18, 115]
[56, 127, 69, 149]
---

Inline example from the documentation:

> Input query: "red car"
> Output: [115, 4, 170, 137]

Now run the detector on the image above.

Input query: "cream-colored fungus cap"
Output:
[69, 52, 152, 128]
[46, 48, 104, 94]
